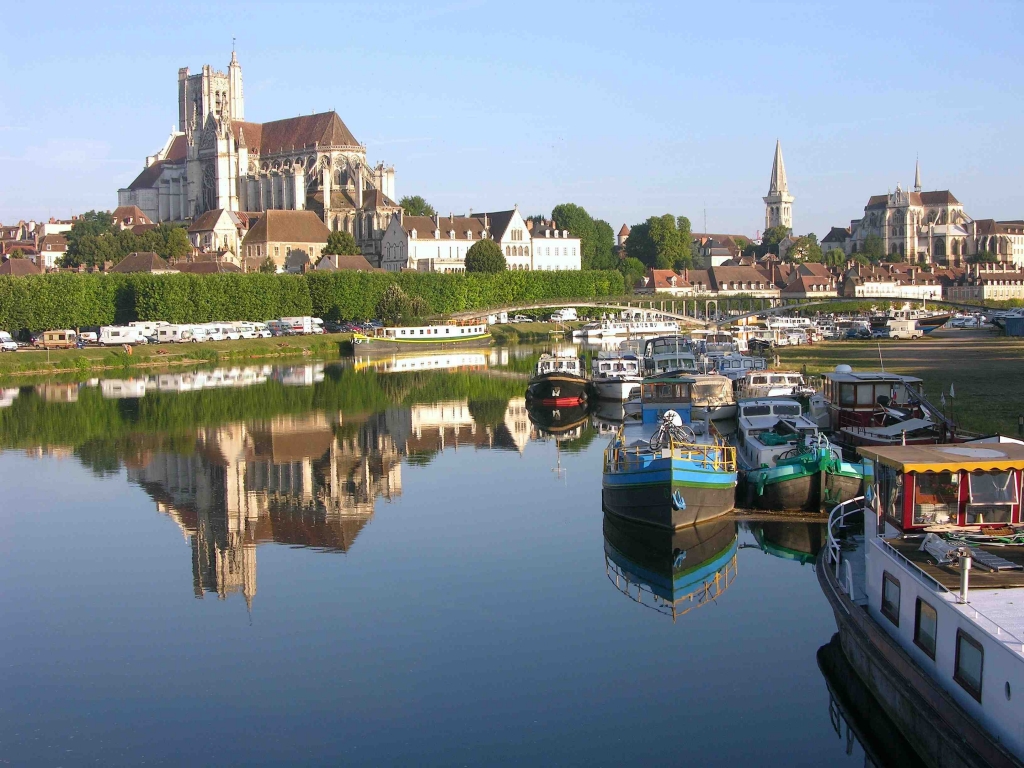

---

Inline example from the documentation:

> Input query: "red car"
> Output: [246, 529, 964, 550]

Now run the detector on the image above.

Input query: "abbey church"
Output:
[118, 51, 399, 261]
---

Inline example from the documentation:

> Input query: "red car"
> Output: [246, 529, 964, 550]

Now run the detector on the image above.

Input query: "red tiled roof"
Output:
[109, 252, 176, 273]
[233, 111, 360, 156]
[0, 258, 43, 275]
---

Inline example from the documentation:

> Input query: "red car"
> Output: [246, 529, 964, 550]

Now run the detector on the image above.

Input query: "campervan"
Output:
[99, 325, 148, 346]
[35, 330, 78, 349]
[278, 316, 325, 335]
[200, 324, 225, 342]
[549, 308, 578, 323]
[0, 331, 18, 352]
[886, 318, 924, 340]
[129, 321, 168, 339]
[156, 325, 191, 344]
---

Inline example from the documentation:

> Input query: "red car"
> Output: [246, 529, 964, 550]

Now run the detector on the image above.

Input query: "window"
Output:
[839, 383, 855, 405]
[954, 630, 984, 701]
[914, 599, 937, 658]
[914, 472, 958, 526]
[881, 571, 900, 626]
[966, 471, 1018, 524]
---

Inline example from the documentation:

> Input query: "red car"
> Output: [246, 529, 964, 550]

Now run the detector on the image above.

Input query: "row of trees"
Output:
[64, 211, 191, 268]
[0, 269, 625, 331]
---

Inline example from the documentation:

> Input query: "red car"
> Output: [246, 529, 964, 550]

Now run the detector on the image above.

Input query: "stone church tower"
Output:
[763, 140, 794, 232]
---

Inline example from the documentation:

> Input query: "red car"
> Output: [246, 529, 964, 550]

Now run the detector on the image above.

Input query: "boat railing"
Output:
[825, 496, 867, 580]
[604, 551, 738, 621]
[604, 423, 737, 473]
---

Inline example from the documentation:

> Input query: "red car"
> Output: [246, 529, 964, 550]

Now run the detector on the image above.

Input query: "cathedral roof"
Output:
[126, 136, 186, 191]
[866, 190, 961, 209]
[232, 111, 360, 156]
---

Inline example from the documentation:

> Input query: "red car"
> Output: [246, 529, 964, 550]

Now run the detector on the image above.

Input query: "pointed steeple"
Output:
[914, 155, 922, 193]
[768, 139, 789, 195]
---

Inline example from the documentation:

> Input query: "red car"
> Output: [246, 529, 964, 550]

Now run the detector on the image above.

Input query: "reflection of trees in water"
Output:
[467, 398, 511, 429]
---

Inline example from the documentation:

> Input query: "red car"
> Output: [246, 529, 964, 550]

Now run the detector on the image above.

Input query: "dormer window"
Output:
[411, 229, 417, 238]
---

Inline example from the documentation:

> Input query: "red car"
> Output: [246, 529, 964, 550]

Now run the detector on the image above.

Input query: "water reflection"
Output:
[602, 513, 739, 621]
[749, 521, 827, 566]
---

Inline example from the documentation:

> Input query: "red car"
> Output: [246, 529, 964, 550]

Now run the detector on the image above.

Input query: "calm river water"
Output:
[1, 351, 906, 766]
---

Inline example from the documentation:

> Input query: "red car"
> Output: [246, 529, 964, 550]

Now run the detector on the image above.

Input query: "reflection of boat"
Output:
[352, 323, 491, 351]
[603, 374, 737, 529]
[603, 513, 738, 621]
[526, 402, 590, 438]
[526, 353, 590, 406]
[353, 351, 488, 373]
[817, 634, 927, 768]
[819, 442, 1024, 768]
[752, 521, 826, 566]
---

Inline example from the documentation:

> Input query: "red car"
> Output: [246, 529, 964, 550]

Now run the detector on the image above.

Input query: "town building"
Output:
[37, 234, 67, 268]
[187, 209, 249, 261]
[0, 258, 43, 276]
[109, 252, 179, 274]
[379, 207, 581, 273]
[111, 205, 153, 230]
[763, 140, 794, 232]
[839, 262, 942, 299]
[118, 51, 399, 263]
[972, 219, 1024, 266]
[240, 209, 330, 273]
[945, 264, 1024, 302]
[314, 253, 377, 272]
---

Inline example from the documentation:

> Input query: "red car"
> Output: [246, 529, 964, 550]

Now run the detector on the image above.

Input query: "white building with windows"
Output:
[379, 206, 581, 272]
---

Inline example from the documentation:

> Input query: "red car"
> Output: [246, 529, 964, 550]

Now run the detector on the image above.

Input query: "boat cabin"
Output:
[861, 443, 1024, 530]
[821, 368, 927, 428]
[711, 354, 767, 381]
[639, 374, 694, 424]
[642, 335, 697, 375]
[371, 324, 487, 340]
[535, 354, 583, 377]
[592, 353, 641, 380]
[735, 399, 819, 468]
[739, 370, 810, 399]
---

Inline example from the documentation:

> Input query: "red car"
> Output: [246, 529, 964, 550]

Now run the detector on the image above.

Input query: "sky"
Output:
[2, 1, 1022, 239]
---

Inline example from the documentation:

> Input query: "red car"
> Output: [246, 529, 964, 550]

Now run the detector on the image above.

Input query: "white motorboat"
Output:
[590, 351, 643, 401]
[737, 370, 815, 399]
[641, 335, 698, 376]
[690, 374, 737, 421]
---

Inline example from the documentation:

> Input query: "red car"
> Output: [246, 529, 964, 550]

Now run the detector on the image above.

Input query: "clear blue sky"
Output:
[2, 1, 1022, 239]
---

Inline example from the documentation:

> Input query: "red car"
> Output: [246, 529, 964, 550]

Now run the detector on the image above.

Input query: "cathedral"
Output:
[118, 51, 400, 261]
[763, 140, 794, 233]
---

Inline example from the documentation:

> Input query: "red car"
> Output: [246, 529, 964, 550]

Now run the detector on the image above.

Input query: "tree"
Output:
[399, 195, 435, 217]
[619, 257, 646, 288]
[968, 250, 999, 264]
[824, 248, 847, 268]
[861, 234, 885, 263]
[591, 219, 617, 269]
[465, 239, 506, 272]
[324, 231, 360, 256]
[259, 256, 277, 273]
[552, 203, 597, 268]
[376, 283, 411, 325]
[674, 215, 696, 269]
[624, 215, 688, 269]
[788, 235, 822, 263]
[157, 224, 191, 261]
[852, 253, 871, 266]
[8, 248, 25, 259]
[760, 224, 791, 256]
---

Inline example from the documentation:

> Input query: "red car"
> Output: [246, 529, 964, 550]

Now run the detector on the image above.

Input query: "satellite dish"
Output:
[662, 410, 683, 427]
[834, 364, 853, 373]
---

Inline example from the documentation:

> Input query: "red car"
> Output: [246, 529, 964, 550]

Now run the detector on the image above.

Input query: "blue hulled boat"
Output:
[602, 374, 738, 529]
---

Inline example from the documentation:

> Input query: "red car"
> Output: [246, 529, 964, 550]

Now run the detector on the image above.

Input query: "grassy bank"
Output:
[0, 334, 353, 379]
[774, 328, 1024, 436]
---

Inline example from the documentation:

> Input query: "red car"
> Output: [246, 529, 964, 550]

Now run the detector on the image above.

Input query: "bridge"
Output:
[447, 296, 995, 329]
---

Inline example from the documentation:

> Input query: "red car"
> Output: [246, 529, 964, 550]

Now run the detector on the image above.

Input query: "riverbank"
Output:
[775, 327, 1024, 436]
[0, 334, 353, 379]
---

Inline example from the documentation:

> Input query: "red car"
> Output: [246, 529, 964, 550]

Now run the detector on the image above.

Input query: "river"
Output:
[0, 350, 903, 766]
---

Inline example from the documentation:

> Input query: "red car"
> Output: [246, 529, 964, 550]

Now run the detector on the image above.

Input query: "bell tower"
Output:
[763, 140, 794, 232]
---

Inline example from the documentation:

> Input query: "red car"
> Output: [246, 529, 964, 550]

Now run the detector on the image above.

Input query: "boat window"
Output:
[881, 571, 900, 626]
[400, 330, 406, 335]
[966, 471, 1018, 524]
[954, 630, 984, 702]
[744, 405, 771, 417]
[770, 376, 785, 384]
[752, 376, 766, 385]
[856, 385, 875, 405]
[839, 384, 855, 406]
[913, 472, 957, 526]
[419, 330, 424, 335]
[914, 599, 937, 659]
[773, 404, 801, 417]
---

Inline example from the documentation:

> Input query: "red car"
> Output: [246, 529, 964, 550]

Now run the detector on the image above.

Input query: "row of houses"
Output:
[636, 260, 1024, 302]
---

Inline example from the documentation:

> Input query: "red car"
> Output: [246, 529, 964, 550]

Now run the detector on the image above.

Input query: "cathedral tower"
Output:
[763, 140, 794, 232]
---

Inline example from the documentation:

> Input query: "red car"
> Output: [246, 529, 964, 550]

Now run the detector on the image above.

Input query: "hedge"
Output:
[0, 270, 625, 330]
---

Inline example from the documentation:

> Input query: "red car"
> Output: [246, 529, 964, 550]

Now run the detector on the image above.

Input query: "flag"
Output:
[941, 392, 946, 407]
[950, 383, 955, 398]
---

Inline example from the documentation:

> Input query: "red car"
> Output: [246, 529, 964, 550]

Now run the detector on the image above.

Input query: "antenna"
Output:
[703, 202, 707, 236]
[877, 342, 885, 372]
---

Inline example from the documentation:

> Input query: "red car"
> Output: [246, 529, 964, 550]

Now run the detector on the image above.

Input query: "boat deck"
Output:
[886, 538, 1024, 590]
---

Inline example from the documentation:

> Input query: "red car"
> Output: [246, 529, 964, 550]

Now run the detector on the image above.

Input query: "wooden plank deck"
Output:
[887, 538, 1024, 590]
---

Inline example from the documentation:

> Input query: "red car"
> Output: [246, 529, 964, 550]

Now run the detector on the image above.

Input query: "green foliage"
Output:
[969, 250, 999, 264]
[551, 203, 596, 267]
[8, 248, 26, 259]
[787, 235, 823, 262]
[324, 231, 360, 256]
[860, 234, 885, 263]
[465, 239, 507, 273]
[399, 195, 436, 217]
[259, 256, 276, 273]
[824, 248, 847, 268]
[591, 219, 617, 269]
[760, 225, 791, 256]
[64, 213, 191, 268]
[619, 257, 646, 287]
[852, 253, 871, 266]
[376, 283, 411, 325]
[625, 214, 692, 269]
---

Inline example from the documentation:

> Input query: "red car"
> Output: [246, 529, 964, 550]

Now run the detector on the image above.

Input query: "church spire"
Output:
[768, 139, 789, 195]
[914, 155, 921, 193]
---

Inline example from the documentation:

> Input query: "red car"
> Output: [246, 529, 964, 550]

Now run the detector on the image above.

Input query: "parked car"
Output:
[870, 327, 891, 339]
[0, 331, 19, 352]
[511, 314, 531, 323]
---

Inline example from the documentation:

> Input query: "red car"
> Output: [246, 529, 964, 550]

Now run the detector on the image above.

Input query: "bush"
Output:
[465, 240, 507, 272]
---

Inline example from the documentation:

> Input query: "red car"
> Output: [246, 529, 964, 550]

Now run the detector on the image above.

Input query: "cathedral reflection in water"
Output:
[126, 398, 534, 607]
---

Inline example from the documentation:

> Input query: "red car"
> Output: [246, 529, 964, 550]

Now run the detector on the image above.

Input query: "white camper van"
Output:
[549, 308, 578, 323]
[99, 325, 148, 346]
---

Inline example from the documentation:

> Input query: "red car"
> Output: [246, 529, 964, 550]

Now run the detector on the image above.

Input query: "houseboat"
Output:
[808, 365, 964, 448]
[602, 373, 738, 529]
[703, 352, 768, 382]
[641, 335, 698, 376]
[573, 317, 680, 339]
[737, 370, 815, 400]
[526, 353, 591, 406]
[603, 513, 738, 621]
[689, 374, 738, 421]
[590, 351, 643, 401]
[819, 441, 1024, 768]
[352, 323, 491, 351]
[735, 398, 867, 511]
